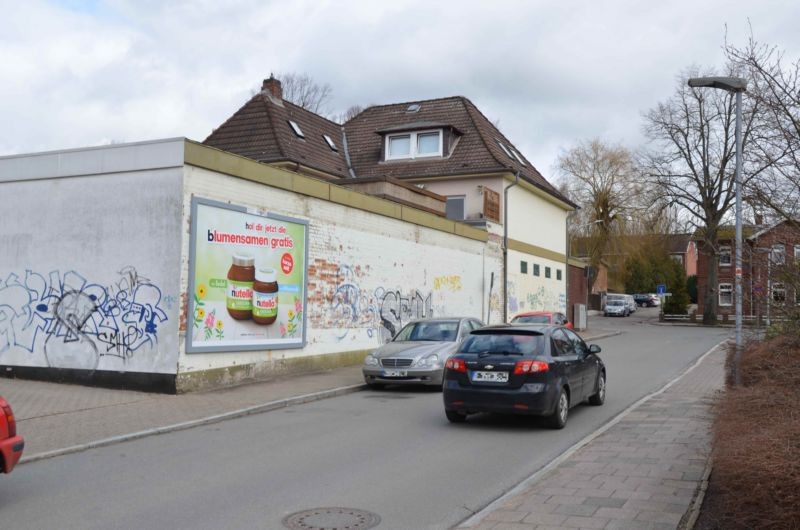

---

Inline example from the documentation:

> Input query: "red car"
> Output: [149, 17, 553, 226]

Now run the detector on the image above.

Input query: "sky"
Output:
[2, 0, 799, 184]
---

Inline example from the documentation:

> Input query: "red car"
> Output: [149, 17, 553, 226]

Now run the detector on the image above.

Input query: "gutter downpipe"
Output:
[503, 171, 520, 323]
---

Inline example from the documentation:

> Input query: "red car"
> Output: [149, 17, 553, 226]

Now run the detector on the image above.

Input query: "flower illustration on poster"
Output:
[188, 199, 307, 352]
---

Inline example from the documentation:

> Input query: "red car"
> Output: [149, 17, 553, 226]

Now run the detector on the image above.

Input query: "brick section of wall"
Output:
[567, 264, 588, 318]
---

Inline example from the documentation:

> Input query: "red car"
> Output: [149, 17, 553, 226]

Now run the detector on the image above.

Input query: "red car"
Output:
[1, 396, 24, 474]
[510, 311, 573, 330]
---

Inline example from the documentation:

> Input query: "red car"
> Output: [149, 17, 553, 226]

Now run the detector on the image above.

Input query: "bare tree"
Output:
[727, 37, 800, 226]
[332, 104, 367, 124]
[641, 66, 770, 324]
[277, 72, 333, 115]
[558, 139, 640, 292]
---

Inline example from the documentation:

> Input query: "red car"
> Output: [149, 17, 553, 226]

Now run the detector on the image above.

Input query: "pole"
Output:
[766, 256, 771, 328]
[503, 172, 520, 323]
[733, 90, 743, 385]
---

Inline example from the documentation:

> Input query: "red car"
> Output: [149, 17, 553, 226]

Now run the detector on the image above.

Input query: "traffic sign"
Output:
[656, 284, 666, 295]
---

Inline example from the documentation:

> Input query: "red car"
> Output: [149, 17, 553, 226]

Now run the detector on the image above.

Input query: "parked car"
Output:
[633, 293, 660, 307]
[606, 294, 635, 314]
[604, 299, 629, 317]
[362, 317, 484, 388]
[510, 311, 573, 329]
[1, 396, 24, 474]
[442, 324, 606, 428]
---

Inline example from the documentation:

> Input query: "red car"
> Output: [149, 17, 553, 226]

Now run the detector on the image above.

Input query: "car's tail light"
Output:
[445, 358, 467, 373]
[513, 360, 549, 374]
[1, 403, 16, 437]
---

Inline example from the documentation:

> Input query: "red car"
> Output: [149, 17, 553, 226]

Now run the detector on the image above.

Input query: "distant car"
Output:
[0, 396, 24, 474]
[442, 324, 606, 428]
[510, 311, 573, 330]
[634, 294, 659, 307]
[604, 299, 629, 317]
[362, 317, 484, 388]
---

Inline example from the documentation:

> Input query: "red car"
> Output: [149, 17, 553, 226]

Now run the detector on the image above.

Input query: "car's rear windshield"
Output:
[459, 331, 545, 355]
[394, 321, 458, 342]
[512, 315, 550, 324]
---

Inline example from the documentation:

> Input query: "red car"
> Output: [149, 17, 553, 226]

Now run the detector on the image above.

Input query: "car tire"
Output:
[548, 388, 569, 429]
[445, 409, 467, 423]
[588, 371, 606, 406]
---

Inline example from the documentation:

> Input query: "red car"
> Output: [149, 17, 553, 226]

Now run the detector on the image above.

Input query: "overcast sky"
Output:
[2, 0, 799, 183]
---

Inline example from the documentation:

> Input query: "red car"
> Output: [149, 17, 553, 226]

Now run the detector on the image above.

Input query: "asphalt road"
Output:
[0, 309, 729, 530]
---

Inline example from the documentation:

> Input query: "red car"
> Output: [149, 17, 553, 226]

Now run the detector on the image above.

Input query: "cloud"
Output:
[2, 0, 800, 181]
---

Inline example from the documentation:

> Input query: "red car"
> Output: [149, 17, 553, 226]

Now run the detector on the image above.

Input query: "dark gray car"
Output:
[362, 318, 484, 387]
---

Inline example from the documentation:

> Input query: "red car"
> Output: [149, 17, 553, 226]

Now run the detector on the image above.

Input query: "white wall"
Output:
[421, 177, 504, 220]
[0, 152, 184, 374]
[506, 183, 568, 253]
[179, 166, 504, 377]
[507, 249, 567, 316]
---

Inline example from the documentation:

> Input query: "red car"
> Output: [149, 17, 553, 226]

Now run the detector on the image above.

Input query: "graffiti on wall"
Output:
[311, 262, 441, 343]
[0, 267, 168, 371]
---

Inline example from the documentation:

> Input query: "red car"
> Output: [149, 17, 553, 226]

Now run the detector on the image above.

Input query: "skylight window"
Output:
[406, 103, 421, 113]
[288, 120, 305, 138]
[510, 148, 526, 166]
[496, 140, 513, 159]
[323, 134, 338, 151]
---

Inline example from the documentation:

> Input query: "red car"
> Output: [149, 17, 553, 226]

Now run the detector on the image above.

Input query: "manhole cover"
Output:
[282, 507, 380, 530]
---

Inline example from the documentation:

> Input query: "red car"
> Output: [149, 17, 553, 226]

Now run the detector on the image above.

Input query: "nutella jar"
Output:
[252, 268, 279, 325]
[226, 254, 255, 320]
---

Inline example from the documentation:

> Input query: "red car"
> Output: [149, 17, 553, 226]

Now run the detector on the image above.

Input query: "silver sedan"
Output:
[362, 317, 484, 388]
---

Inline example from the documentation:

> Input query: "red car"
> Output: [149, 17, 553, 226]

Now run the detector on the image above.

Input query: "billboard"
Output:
[187, 198, 308, 353]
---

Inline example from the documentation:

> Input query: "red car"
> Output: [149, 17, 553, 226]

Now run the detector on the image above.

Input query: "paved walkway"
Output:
[459, 344, 725, 530]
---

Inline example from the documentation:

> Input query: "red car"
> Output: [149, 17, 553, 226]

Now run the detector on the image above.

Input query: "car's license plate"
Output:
[382, 370, 407, 377]
[471, 371, 509, 382]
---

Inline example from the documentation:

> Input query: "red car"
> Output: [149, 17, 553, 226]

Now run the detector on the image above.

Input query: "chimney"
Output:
[262, 74, 282, 100]
[755, 213, 764, 226]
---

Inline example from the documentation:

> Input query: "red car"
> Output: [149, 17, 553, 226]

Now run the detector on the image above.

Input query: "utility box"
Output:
[573, 303, 587, 331]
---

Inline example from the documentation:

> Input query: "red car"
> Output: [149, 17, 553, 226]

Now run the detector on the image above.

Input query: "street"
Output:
[0, 310, 728, 530]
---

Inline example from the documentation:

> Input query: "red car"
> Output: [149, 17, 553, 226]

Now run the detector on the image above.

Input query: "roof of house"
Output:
[692, 225, 758, 242]
[204, 91, 352, 178]
[344, 96, 571, 205]
[203, 83, 572, 207]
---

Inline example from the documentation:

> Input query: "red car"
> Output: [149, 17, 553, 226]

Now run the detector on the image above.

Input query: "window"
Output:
[322, 134, 338, 151]
[545, 266, 551, 279]
[509, 148, 526, 166]
[496, 140, 513, 159]
[551, 329, 574, 357]
[772, 283, 786, 305]
[719, 246, 731, 266]
[563, 329, 587, 356]
[288, 120, 304, 138]
[719, 283, 733, 306]
[771, 244, 785, 265]
[445, 196, 465, 220]
[520, 261, 528, 274]
[557, 269, 562, 281]
[794, 245, 800, 262]
[386, 130, 442, 159]
[533, 264, 540, 276]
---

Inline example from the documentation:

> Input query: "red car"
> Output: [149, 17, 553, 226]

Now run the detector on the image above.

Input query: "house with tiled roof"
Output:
[205, 75, 585, 322]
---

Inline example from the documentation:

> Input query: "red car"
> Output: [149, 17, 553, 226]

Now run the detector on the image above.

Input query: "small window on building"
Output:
[386, 130, 442, 160]
[771, 244, 785, 265]
[323, 134, 338, 151]
[545, 266, 551, 279]
[719, 246, 731, 266]
[445, 196, 465, 220]
[496, 140, 513, 159]
[557, 269, 562, 281]
[509, 148, 526, 166]
[288, 120, 305, 138]
[533, 264, 540, 276]
[719, 283, 733, 306]
[772, 283, 786, 305]
[794, 245, 800, 262]
[521, 261, 528, 274]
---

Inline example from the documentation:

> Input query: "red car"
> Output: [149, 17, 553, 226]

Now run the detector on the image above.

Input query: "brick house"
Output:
[696, 220, 800, 319]
[204, 76, 584, 321]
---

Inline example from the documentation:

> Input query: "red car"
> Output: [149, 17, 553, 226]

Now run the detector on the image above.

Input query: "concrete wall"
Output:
[507, 248, 567, 316]
[177, 164, 504, 389]
[0, 140, 184, 376]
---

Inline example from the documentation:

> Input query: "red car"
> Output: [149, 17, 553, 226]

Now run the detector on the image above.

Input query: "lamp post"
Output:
[687, 76, 747, 385]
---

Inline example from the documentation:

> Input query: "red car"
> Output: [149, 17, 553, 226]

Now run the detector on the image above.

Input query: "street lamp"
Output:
[687, 76, 747, 385]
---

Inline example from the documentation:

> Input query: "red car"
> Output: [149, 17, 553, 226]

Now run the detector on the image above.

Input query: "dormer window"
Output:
[288, 120, 305, 138]
[386, 130, 443, 160]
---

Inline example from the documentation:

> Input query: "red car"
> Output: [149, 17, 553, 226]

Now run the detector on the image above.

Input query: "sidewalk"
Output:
[459, 343, 725, 530]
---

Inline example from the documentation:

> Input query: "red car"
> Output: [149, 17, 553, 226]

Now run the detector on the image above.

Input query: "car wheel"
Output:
[445, 409, 467, 423]
[589, 371, 606, 406]
[548, 388, 569, 429]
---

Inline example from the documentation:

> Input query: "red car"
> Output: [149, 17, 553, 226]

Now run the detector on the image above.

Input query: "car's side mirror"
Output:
[589, 344, 601, 354]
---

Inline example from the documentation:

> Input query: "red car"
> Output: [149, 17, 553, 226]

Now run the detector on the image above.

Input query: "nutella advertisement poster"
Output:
[187, 199, 308, 353]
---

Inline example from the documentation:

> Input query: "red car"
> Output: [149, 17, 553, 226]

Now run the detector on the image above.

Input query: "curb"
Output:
[579, 330, 623, 341]
[20, 383, 367, 465]
[457, 339, 726, 528]
[681, 455, 714, 529]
